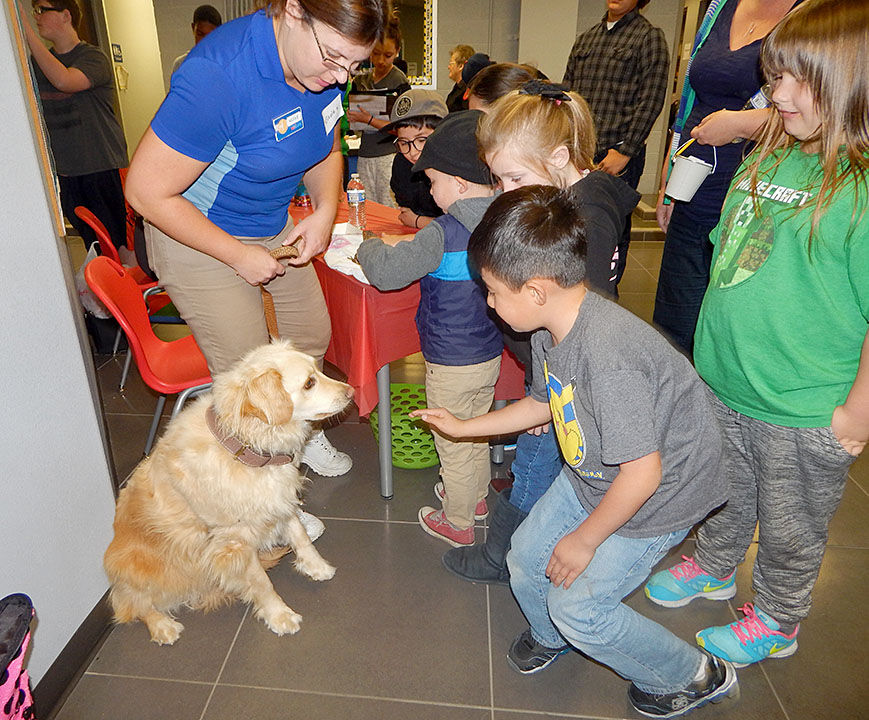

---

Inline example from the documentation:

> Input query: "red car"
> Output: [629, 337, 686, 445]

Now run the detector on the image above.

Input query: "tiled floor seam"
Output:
[198, 605, 251, 720]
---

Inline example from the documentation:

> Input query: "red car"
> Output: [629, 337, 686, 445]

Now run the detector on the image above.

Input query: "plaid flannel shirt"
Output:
[562, 9, 669, 159]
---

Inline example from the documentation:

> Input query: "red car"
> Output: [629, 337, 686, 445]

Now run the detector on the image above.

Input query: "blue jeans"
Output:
[652, 203, 716, 357]
[507, 469, 701, 693]
[508, 424, 563, 515]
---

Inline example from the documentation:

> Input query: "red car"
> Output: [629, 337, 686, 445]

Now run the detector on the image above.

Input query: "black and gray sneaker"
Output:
[507, 628, 569, 675]
[628, 649, 738, 718]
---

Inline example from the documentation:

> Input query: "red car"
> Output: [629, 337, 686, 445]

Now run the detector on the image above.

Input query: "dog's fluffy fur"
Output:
[104, 341, 353, 645]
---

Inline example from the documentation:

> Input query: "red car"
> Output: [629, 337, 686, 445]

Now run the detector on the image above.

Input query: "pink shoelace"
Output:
[731, 603, 778, 646]
[669, 555, 705, 581]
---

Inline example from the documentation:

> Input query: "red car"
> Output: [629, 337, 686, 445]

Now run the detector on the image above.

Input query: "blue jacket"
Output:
[417, 213, 502, 365]
[356, 195, 503, 366]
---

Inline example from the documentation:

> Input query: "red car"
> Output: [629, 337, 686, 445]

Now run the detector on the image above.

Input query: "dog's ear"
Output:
[242, 369, 295, 426]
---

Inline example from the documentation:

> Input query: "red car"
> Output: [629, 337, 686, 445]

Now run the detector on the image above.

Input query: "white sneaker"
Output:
[301, 430, 352, 476]
[296, 508, 325, 542]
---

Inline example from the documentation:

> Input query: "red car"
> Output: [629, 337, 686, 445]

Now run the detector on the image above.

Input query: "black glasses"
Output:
[394, 136, 429, 154]
[308, 20, 356, 80]
[32, 5, 63, 15]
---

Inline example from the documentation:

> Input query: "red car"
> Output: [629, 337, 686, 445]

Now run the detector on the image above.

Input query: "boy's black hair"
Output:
[469, 185, 586, 290]
[389, 115, 443, 132]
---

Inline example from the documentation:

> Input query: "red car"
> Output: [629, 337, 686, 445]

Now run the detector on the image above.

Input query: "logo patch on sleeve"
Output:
[273, 107, 303, 142]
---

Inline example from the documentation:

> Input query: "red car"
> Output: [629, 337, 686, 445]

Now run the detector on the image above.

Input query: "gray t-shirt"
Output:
[33, 42, 128, 176]
[530, 291, 726, 537]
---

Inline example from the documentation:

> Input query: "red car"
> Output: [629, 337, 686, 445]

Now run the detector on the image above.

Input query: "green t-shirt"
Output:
[695, 146, 869, 426]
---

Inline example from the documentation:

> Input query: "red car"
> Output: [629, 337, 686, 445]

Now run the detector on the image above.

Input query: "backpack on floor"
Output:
[0, 594, 35, 720]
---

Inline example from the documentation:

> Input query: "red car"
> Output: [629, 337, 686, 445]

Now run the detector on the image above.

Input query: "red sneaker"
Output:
[418, 507, 475, 547]
[434, 481, 488, 520]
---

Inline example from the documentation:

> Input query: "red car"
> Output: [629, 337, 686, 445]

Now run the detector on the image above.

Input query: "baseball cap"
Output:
[380, 89, 449, 134]
[412, 110, 492, 185]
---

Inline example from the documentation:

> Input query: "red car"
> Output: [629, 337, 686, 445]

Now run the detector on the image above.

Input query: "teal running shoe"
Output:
[644, 556, 736, 608]
[696, 603, 798, 667]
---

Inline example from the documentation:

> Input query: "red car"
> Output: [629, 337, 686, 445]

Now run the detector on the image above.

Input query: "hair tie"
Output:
[519, 80, 570, 103]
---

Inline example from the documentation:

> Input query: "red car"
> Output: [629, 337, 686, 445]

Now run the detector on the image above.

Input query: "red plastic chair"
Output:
[74, 204, 184, 388]
[74, 205, 154, 288]
[85, 256, 212, 455]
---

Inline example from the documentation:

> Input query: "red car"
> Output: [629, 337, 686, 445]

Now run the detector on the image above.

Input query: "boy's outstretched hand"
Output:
[546, 530, 596, 590]
[409, 407, 464, 438]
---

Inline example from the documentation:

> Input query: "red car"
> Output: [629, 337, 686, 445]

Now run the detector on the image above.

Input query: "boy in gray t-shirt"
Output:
[412, 186, 736, 718]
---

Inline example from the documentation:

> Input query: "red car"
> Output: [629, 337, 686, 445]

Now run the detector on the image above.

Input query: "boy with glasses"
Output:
[380, 89, 448, 229]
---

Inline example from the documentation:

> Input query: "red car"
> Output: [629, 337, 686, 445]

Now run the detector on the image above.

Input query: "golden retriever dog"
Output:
[104, 341, 353, 645]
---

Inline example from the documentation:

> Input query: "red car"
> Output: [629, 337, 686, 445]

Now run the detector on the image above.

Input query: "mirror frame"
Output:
[403, 0, 437, 88]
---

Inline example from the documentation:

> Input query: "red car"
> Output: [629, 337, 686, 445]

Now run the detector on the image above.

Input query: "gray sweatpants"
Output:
[695, 391, 856, 625]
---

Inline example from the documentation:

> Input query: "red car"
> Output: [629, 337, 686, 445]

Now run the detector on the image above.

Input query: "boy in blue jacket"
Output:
[357, 111, 502, 548]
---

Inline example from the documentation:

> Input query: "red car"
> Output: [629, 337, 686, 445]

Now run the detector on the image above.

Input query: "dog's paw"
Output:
[296, 555, 336, 581]
[262, 605, 303, 636]
[148, 617, 184, 645]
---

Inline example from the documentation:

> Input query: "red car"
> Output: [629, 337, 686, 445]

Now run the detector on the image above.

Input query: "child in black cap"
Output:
[357, 110, 502, 548]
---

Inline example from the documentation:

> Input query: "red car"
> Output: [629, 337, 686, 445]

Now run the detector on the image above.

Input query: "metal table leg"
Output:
[490, 399, 506, 464]
[376, 364, 394, 499]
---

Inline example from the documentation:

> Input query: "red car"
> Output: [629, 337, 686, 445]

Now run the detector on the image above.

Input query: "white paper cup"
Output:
[665, 154, 714, 202]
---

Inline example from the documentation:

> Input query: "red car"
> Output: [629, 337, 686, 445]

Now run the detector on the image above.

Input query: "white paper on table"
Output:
[324, 222, 370, 283]
[348, 93, 389, 133]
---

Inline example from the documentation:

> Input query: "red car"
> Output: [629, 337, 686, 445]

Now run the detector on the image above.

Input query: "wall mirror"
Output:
[395, 0, 436, 87]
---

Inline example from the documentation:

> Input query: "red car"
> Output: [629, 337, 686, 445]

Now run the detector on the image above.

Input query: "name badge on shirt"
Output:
[322, 94, 343, 135]
[273, 107, 303, 142]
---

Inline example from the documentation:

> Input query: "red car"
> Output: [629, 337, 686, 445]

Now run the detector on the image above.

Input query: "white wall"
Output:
[435, 0, 521, 93]
[0, 6, 117, 684]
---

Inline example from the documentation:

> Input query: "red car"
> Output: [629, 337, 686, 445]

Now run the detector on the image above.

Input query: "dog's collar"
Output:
[205, 405, 295, 467]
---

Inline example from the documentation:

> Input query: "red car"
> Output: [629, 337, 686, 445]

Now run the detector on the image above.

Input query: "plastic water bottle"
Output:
[347, 173, 366, 231]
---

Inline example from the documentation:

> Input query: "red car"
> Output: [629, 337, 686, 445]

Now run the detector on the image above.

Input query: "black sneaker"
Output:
[507, 628, 569, 674]
[628, 649, 738, 718]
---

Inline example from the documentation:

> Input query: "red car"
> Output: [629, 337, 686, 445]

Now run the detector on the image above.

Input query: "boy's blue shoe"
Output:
[696, 603, 798, 668]
[644, 556, 736, 608]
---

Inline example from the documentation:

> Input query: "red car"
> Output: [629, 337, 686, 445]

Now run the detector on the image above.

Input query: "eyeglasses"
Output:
[32, 5, 63, 15]
[394, 136, 429, 154]
[308, 19, 356, 81]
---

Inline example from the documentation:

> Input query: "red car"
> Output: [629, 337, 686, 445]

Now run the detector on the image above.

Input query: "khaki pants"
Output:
[425, 356, 501, 529]
[145, 220, 331, 375]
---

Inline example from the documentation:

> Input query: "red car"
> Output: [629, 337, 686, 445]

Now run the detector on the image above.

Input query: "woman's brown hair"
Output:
[263, 0, 391, 46]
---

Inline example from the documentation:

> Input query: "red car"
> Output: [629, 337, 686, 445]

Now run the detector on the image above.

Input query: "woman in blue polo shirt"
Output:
[125, 0, 389, 476]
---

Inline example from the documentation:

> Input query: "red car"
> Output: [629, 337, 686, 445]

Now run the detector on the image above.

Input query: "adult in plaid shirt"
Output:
[562, 0, 668, 285]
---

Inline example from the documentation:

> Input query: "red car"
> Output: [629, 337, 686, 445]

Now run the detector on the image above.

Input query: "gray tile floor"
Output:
[57, 240, 869, 720]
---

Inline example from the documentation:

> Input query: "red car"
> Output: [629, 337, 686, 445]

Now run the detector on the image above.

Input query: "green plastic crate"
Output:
[369, 383, 439, 469]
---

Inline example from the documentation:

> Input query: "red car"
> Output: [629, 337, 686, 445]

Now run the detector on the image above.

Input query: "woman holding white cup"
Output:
[652, 0, 800, 356]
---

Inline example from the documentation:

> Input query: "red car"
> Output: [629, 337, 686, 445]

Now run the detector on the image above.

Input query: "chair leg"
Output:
[169, 383, 213, 422]
[145, 395, 167, 456]
[112, 328, 123, 355]
[119, 349, 133, 391]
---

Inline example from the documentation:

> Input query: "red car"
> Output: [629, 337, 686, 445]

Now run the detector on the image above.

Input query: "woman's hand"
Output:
[525, 422, 550, 437]
[283, 206, 334, 264]
[230, 244, 285, 285]
[656, 190, 674, 232]
[690, 109, 743, 145]
[409, 406, 465, 438]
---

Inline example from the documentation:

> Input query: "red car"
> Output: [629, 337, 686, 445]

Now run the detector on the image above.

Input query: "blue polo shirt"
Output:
[152, 10, 343, 236]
